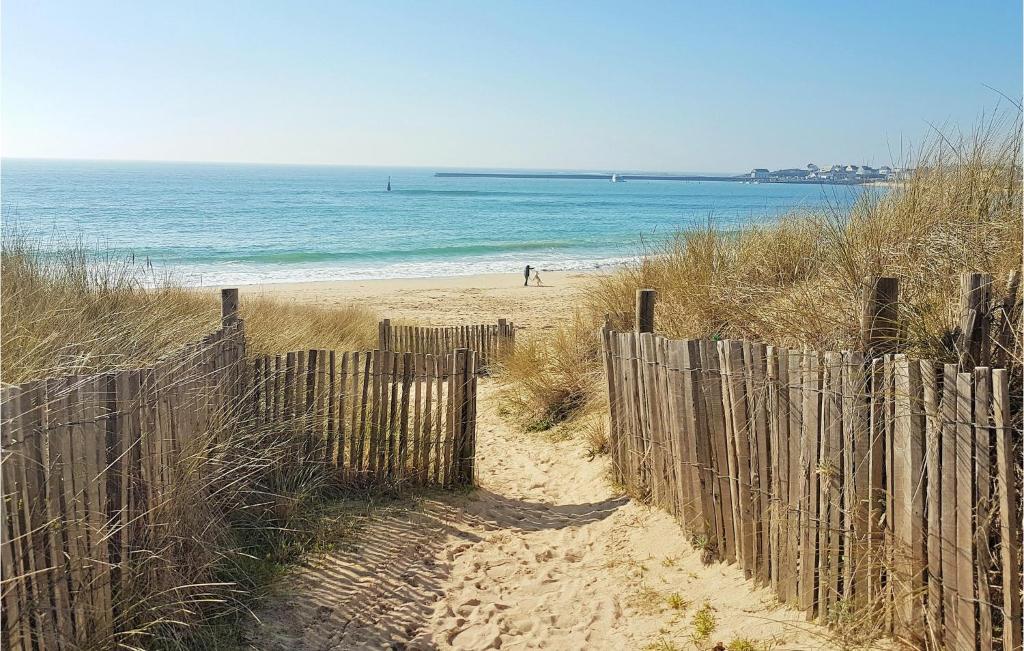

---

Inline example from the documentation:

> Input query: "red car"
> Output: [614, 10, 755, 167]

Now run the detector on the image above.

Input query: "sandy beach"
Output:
[239, 270, 597, 332]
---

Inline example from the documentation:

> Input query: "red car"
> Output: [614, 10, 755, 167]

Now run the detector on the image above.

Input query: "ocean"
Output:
[1, 159, 867, 285]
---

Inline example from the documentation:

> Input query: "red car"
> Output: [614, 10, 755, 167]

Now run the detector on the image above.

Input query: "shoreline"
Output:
[229, 270, 600, 331]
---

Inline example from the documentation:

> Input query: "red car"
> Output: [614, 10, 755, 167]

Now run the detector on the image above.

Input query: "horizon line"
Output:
[2, 155, 790, 178]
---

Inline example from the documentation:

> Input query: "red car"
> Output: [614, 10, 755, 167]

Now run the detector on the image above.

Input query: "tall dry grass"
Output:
[0, 235, 381, 647]
[498, 313, 604, 431]
[1, 235, 377, 384]
[587, 115, 1022, 356]
[503, 113, 1023, 428]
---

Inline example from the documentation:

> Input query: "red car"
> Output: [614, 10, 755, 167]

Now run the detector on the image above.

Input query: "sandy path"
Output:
[249, 382, 837, 650]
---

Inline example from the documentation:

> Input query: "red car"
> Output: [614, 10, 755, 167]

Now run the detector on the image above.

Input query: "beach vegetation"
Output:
[1, 234, 377, 383]
[497, 312, 604, 433]
[690, 601, 718, 645]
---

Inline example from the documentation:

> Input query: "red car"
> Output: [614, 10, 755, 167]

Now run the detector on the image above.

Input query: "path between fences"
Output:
[247, 380, 840, 650]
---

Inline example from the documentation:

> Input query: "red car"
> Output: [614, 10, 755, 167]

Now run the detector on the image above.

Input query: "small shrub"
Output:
[691, 601, 718, 644]
[666, 592, 689, 611]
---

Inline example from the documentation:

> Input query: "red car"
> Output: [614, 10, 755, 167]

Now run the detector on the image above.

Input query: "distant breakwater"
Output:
[433, 172, 875, 185]
[435, 172, 728, 181]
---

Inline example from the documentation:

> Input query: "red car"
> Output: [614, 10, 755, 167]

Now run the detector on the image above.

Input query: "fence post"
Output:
[958, 272, 993, 369]
[379, 319, 392, 351]
[221, 288, 239, 326]
[636, 289, 656, 334]
[860, 276, 899, 356]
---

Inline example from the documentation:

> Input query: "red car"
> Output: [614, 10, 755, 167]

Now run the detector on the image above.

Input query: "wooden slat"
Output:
[284, 351, 296, 421]
[973, 367, 992, 649]
[939, 363, 960, 643]
[770, 348, 791, 602]
[20, 381, 60, 649]
[1, 386, 32, 650]
[443, 352, 456, 486]
[954, 371, 976, 650]
[368, 351, 382, 473]
[356, 352, 372, 471]
[766, 347, 783, 596]
[386, 352, 401, 477]
[422, 354, 435, 483]
[273, 355, 283, 421]
[726, 341, 755, 577]
[817, 352, 842, 622]
[883, 355, 895, 632]
[688, 340, 715, 542]
[655, 337, 678, 517]
[920, 360, 942, 638]
[800, 349, 820, 617]
[44, 379, 74, 645]
[327, 351, 339, 467]
[336, 352, 348, 470]
[399, 352, 413, 479]
[719, 341, 744, 569]
[847, 351, 870, 605]
[992, 368, 1022, 651]
[433, 355, 444, 485]
[785, 349, 802, 606]
[892, 356, 924, 638]
[702, 339, 735, 563]
[413, 354, 423, 482]
[748, 343, 771, 586]
[601, 327, 621, 484]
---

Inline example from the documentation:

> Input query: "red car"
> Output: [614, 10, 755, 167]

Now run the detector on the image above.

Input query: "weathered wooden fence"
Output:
[601, 328, 1022, 650]
[1, 319, 247, 650]
[1, 290, 479, 650]
[247, 346, 478, 487]
[378, 318, 515, 370]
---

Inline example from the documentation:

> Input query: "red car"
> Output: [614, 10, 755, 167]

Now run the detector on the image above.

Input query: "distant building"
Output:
[750, 168, 770, 179]
[857, 165, 877, 176]
[845, 164, 859, 173]
[774, 168, 809, 178]
[879, 165, 893, 176]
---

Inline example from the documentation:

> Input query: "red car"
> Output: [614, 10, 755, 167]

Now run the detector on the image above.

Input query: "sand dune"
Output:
[249, 381, 840, 650]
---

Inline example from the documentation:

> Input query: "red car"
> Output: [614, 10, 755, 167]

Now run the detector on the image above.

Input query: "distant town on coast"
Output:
[436, 162, 910, 185]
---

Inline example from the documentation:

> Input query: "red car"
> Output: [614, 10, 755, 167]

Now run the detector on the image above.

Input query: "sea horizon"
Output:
[2, 155, 743, 178]
[2, 158, 870, 286]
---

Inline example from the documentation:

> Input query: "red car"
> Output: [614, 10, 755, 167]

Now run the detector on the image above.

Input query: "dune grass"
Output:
[586, 116, 1022, 354]
[501, 113, 1023, 434]
[1, 235, 377, 384]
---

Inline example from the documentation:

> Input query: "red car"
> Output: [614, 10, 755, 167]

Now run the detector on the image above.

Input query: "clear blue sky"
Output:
[3, 1, 1020, 172]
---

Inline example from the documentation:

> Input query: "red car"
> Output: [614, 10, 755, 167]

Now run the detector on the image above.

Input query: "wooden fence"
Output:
[247, 346, 478, 487]
[601, 328, 1022, 650]
[1, 320, 247, 650]
[1, 290, 480, 650]
[378, 318, 515, 370]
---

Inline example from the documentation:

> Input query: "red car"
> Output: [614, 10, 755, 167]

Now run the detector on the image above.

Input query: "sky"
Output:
[2, 1, 1021, 173]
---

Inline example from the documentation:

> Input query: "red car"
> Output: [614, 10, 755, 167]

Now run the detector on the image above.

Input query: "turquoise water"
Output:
[1, 159, 866, 285]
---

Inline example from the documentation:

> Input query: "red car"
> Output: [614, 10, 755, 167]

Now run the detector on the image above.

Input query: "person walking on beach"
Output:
[524, 265, 532, 286]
